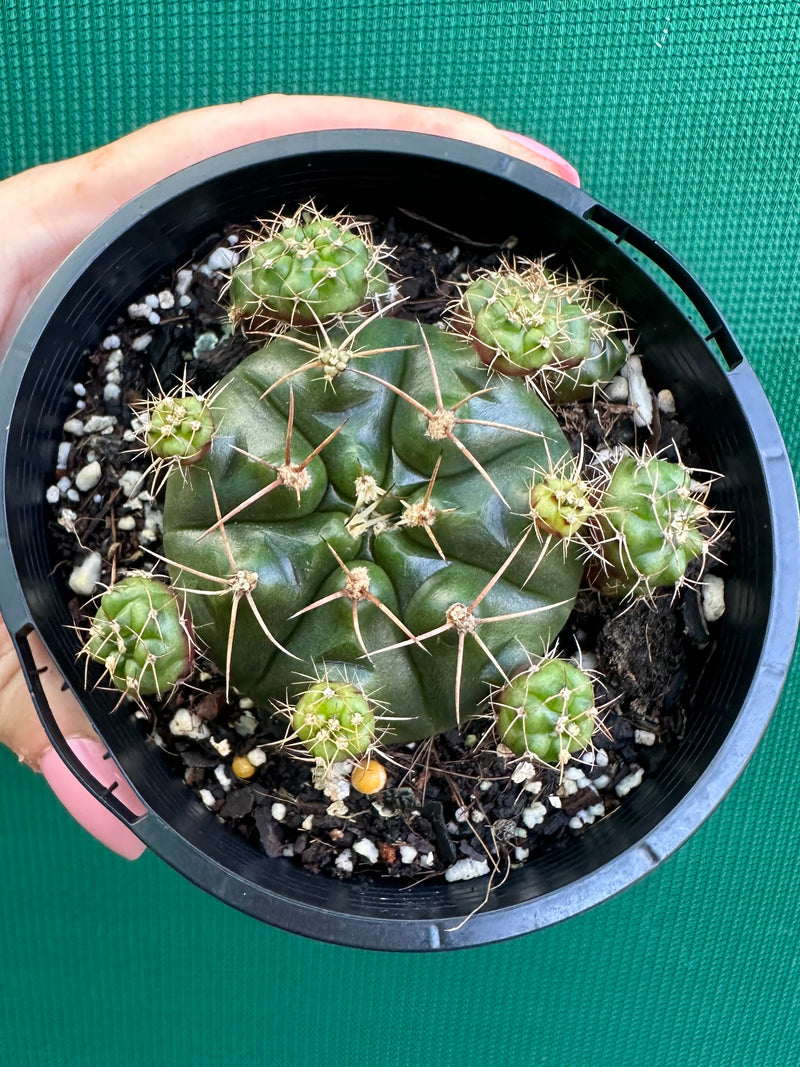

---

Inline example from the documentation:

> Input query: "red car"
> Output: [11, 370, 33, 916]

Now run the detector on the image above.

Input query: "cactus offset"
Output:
[227, 204, 390, 327]
[592, 451, 718, 599]
[82, 575, 193, 701]
[452, 260, 627, 401]
[494, 657, 598, 768]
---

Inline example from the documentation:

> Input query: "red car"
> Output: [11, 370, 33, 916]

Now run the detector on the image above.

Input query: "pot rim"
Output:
[1, 130, 798, 951]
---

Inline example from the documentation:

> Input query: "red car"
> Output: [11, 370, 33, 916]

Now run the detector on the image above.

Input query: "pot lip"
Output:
[1, 129, 799, 951]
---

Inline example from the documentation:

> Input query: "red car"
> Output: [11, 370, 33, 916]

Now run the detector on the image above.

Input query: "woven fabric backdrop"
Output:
[1, 2, 798, 1064]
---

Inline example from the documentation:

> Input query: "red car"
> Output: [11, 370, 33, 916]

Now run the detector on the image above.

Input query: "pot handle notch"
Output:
[13, 625, 148, 831]
[584, 203, 744, 371]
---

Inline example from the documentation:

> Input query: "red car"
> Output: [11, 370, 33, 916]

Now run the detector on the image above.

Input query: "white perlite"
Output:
[634, 729, 657, 746]
[63, 418, 85, 436]
[353, 838, 379, 864]
[83, 415, 116, 435]
[522, 802, 547, 828]
[206, 246, 239, 271]
[335, 849, 354, 874]
[117, 515, 136, 532]
[702, 574, 726, 623]
[603, 375, 629, 402]
[399, 845, 418, 864]
[615, 767, 644, 797]
[46, 485, 60, 505]
[199, 789, 217, 809]
[168, 708, 211, 740]
[214, 764, 232, 791]
[657, 388, 676, 415]
[621, 355, 654, 429]
[68, 551, 102, 595]
[444, 858, 490, 882]
[74, 461, 102, 493]
[270, 802, 287, 822]
[246, 747, 266, 767]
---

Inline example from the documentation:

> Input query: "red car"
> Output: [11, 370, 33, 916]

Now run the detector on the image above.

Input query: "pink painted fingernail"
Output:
[39, 737, 147, 860]
[500, 131, 581, 187]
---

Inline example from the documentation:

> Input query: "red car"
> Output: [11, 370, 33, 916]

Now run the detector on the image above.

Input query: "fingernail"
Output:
[39, 737, 147, 860]
[500, 131, 581, 187]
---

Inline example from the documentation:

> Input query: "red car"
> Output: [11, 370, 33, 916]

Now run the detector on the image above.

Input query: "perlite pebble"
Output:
[399, 845, 418, 864]
[175, 268, 193, 296]
[158, 289, 175, 309]
[131, 333, 153, 351]
[657, 388, 676, 415]
[56, 442, 71, 469]
[702, 574, 726, 623]
[118, 470, 144, 498]
[63, 418, 85, 436]
[74, 461, 102, 492]
[117, 515, 136, 532]
[206, 246, 239, 271]
[102, 334, 121, 350]
[199, 789, 217, 809]
[83, 415, 116, 435]
[603, 376, 629, 402]
[246, 747, 266, 767]
[73, 382, 86, 397]
[335, 850, 354, 874]
[522, 802, 547, 828]
[68, 551, 102, 595]
[270, 802, 287, 822]
[214, 765, 232, 791]
[634, 729, 656, 746]
[169, 709, 211, 740]
[615, 767, 644, 797]
[353, 838, 379, 865]
[444, 858, 490, 882]
[46, 485, 60, 504]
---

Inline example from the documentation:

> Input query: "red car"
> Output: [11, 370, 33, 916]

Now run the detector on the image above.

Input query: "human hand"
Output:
[0, 93, 579, 857]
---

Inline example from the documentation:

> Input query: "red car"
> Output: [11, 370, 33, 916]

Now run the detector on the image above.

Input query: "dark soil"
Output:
[47, 216, 726, 885]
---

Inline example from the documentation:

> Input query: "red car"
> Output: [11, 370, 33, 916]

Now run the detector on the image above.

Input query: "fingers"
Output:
[1, 95, 578, 352]
[0, 625, 96, 770]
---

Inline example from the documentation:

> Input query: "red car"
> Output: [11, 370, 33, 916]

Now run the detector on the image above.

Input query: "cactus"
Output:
[160, 310, 582, 743]
[80, 208, 723, 770]
[592, 451, 716, 599]
[494, 657, 598, 767]
[141, 391, 216, 465]
[227, 204, 390, 327]
[451, 260, 627, 401]
[82, 574, 193, 700]
[288, 678, 377, 763]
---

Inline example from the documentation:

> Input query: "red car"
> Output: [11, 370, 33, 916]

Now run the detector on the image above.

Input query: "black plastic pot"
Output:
[1, 131, 798, 951]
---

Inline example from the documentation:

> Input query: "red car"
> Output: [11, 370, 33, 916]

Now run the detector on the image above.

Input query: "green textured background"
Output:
[1, 2, 799, 1064]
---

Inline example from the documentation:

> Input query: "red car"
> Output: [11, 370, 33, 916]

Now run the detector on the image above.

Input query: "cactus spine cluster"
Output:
[80, 204, 723, 776]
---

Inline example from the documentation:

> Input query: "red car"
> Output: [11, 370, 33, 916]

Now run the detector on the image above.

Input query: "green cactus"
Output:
[593, 452, 714, 599]
[159, 307, 583, 743]
[494, 657, 598, 766]
[89, 211, 723, 754]
[144, 392, 215, 464]
[289, 678, 376, 762]
[82, 575, 193, 700]
[453, 261, 627, 401]
[227, 205, 389, 327]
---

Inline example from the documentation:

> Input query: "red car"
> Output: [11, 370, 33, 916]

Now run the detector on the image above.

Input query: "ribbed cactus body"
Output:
[85, 575, 192, 698]
[495, 658, 597, 763]
[162, 317, 582, 742]
[228, 213, 383, 326]
[596, 454, 710, 597]
[458, 266, 626, 401]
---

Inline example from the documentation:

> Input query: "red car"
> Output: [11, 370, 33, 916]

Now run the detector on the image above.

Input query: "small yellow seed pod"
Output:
[232, 754, 257, 780]
[351, 757, 387, 795]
